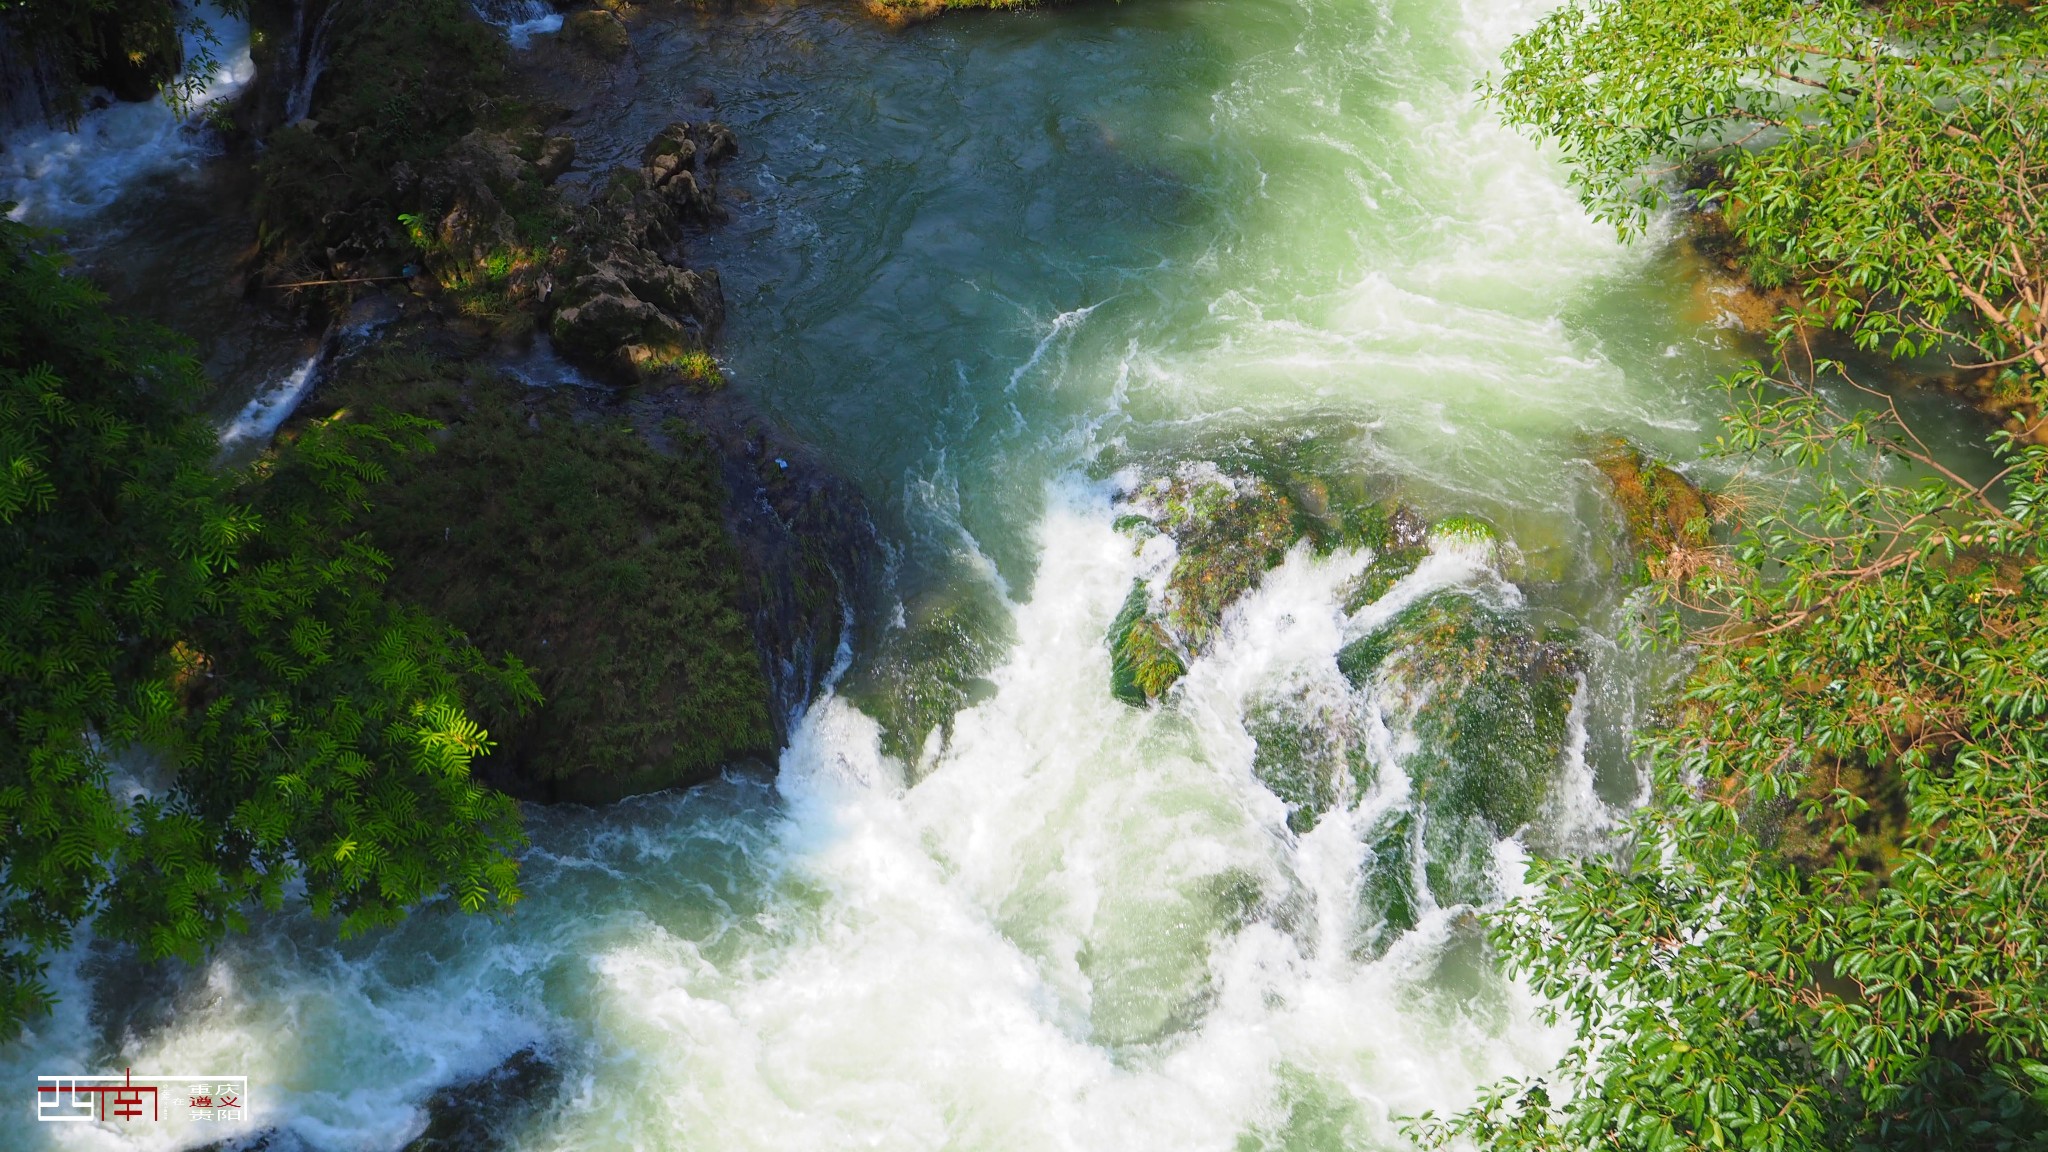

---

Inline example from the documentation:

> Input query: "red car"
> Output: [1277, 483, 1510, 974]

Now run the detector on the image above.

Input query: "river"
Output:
[6, 0, 1790, 1148]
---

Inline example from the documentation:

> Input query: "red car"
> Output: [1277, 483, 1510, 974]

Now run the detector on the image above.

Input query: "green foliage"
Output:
[1417, 4, 2048, 1146]
[254, 0, 510, 273]
[322, 345, 774, 803]
[1492, 0, 2048, 379]
[0, 219, 532, 1040]
[0, 0, 247, 117]
[1419, 416, 2048, 1147]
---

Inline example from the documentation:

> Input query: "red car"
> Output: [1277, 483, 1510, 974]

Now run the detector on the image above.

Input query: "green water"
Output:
[5, 1, 1861, 1149]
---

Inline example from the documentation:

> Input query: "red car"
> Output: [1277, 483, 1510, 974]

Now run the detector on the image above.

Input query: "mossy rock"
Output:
[1153, 473, 1298, 646]
[840, 593, 1006, 766]
[1592, 438, 1712, 571]
[1353, 809, 1421, 959]
[559, 9, 630, 59]
[1339, 590, 1580, 839]
[1107, 582, 1187, 707]
[1430, 514, 1497, 545]
[1342, 544, 1425, 612]
[1245, 689, 1371, 834]
[253, 0, 514, 281]
[321, 343, 774, 803]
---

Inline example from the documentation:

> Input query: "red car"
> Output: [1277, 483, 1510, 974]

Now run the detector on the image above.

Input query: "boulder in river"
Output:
[548, 122, 738, 386]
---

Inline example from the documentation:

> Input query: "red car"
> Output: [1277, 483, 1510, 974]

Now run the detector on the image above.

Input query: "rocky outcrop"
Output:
[548, 122, 738, 385]
[1590, 437, 1712, 578]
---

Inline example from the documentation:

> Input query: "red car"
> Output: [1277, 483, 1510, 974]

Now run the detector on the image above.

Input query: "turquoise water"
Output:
[6, 1, 1797, 1149]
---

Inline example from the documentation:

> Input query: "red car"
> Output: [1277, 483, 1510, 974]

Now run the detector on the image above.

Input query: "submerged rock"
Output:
[1101, 469, 1300, 708]
[1108, 581, 1187, 707]
[1339, 589, 1582, 953]
[839, 589, 1006, 769]
[1591, 437, 1711, 575]
[1244, 687, 1370, 834]
[559, 9, 630, 60]
[402, 1047, 563, 1151]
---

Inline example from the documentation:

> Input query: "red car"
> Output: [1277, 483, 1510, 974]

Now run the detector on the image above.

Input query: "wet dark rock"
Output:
[549, 122, 737, 385]
[628, 385, 881, 738]
[534, 134, 578, 184]
[402, 1047, 563, 1151]
[559, 9, 630, 59]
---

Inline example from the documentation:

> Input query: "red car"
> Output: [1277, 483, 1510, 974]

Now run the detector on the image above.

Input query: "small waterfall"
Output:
[219, 355, 322, 447]
[471, 0, 564, 48]
[0, 7, 252, 221]
[284, 1, 342, 124]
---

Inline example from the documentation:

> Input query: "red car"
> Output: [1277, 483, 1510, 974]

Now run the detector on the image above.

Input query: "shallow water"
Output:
[5, 1, 1845, 1149]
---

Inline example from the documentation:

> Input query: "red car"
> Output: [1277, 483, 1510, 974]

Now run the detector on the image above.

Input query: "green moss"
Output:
[1154, 474, 1297, 647]
[1342, 544, 1425, 612]
[1112, 513, 1157, 540]
[253, 0, 535, 290]
[1107, 582, 1187, 707]
[840, 595, 1006, 766]
[1353, 810, 1421, 959]
[1591, 437, 1712, 574]
[559, 9, 630, 59]
[1430, 514, 1497, 544]
[1244, 691, 1370, 835]
[319, 341, 773, 802]
[1339, 591, 1580, 836]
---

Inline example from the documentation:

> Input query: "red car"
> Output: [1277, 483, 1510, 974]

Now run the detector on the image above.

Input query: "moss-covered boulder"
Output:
[253, 0, 514, 288]
[559, 9, 630, 60]
[1244, 688, 1370, 834]
[1153, 472, 1298, 647]
[1354, 810, 1421, 956]
[1107, 581, 1188, 707]
[1592, 438, 1712, 575]
[840, 592, 1007, 768]
[1340, 504, 1430, 611]
[1099, 470, 1296, 708]
[315, 342, 775, 803]
[1338, 590, 1582, 951]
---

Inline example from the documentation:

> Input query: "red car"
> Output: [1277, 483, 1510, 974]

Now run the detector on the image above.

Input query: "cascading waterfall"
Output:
[1, 0, 1752, 1147]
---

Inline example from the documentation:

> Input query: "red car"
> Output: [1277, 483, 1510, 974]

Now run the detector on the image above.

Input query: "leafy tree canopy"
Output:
[1494, 0, 2047, 376]
[0, 217, 535, 1040]
[1409, 2, 2048, 1149]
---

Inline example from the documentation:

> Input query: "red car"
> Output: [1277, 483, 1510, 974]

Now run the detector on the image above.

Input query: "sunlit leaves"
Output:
[0, 218, 536, 1039]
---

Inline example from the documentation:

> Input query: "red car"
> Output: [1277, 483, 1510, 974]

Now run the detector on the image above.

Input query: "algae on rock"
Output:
[1591, 437, 1712, 577]
[1107, 581, 1188, 708]
[1244, 688, 1371, 835]
[317, 343, 775, 804]
[841, 592, 1008, 768]
[1338, 589, 1582, 953]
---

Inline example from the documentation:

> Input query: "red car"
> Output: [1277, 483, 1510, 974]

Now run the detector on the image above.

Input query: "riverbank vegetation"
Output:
[0, 219, 535, 1039]
[1416, 2, 2048, 1148]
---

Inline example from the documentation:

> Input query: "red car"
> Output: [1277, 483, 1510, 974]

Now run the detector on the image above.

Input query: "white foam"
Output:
[218, 354, 320, 446]
[473, 0, 566, 48]
[0, 8, 253, 223]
